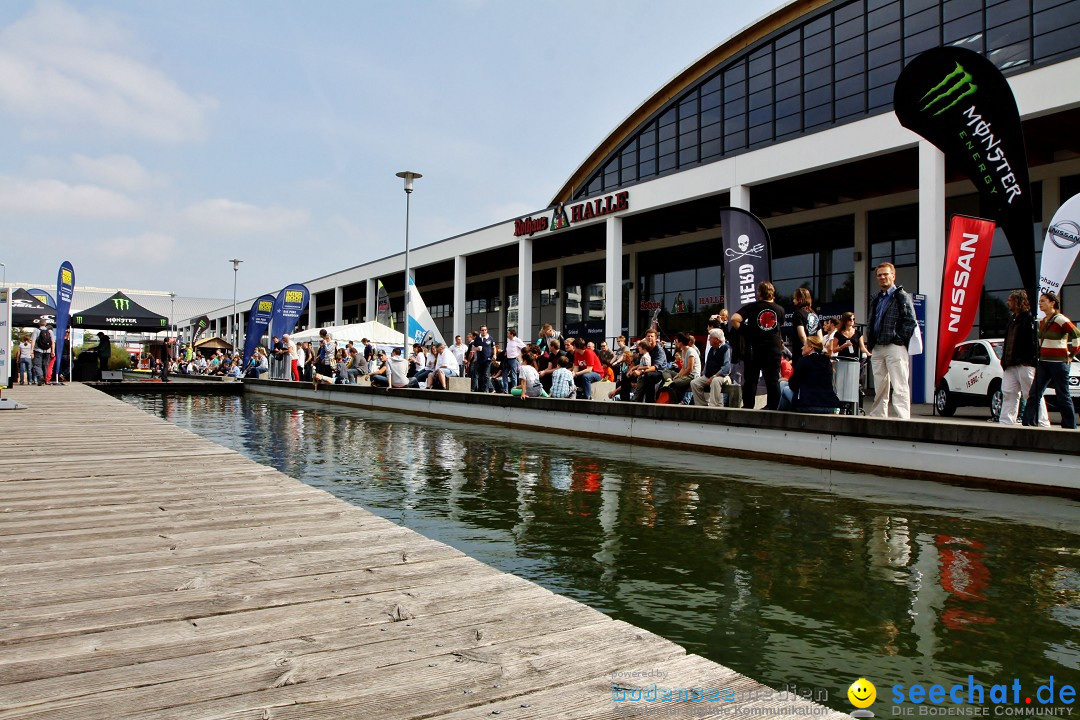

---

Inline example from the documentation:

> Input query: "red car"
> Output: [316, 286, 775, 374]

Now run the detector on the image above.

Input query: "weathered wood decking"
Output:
[0, 384, 848, 720]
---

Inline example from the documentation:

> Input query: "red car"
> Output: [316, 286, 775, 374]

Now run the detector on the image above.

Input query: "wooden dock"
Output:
[0, 383, 848, 720]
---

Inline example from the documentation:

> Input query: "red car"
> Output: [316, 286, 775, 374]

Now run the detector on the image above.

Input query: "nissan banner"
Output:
[935, 215, 996, 384]
[1037, 192, 1080, 317]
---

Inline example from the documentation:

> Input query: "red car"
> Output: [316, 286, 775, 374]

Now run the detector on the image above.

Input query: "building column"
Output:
[517, 240, 533, 342]
[854, 209, 869, 322]
[628, 251, 639, 338]
[555, 264, 565, 332]
[730, 184, 750, 210]
[365, 279, 377, 322]
[498, 275, 507, 339]
[1043, 175, 1060, 235]
[918, 140, 946, 404]
[333, 286, 344, 326]
[605, 216, 623, 343]
[238, 314, 245, 353]
[453, 255, 467, 339]
[307, 296, 317, 330]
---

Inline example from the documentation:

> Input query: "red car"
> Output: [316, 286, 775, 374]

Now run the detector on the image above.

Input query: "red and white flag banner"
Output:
[936, 215, 996, 385]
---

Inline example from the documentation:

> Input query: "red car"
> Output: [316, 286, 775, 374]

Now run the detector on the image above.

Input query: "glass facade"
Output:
[575, 0, 1080, 200]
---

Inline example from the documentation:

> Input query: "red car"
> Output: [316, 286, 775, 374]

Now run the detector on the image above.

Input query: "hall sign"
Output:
[514, 190, 630, 237]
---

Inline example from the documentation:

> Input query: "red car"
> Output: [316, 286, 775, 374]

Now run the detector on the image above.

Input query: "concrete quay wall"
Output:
[244, 379, 1080, 496]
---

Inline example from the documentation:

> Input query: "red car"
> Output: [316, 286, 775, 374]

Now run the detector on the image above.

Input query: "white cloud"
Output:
[95, 232, 175, 264]
[183, 198, 309, 235]
[0, 176, 141, 218]
[71, 153, 166, 191]
[0, 1, 216, 142]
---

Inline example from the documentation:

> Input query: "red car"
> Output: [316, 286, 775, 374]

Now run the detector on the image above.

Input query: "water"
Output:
[124, 393, 1080, 710]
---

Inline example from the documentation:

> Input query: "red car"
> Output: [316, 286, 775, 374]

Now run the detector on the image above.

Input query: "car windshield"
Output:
[989, 341, 1003, 359]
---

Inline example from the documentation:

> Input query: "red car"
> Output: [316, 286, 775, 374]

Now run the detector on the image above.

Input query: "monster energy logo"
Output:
[920, 62, 977, 116]
[76, 315, 83, 324]
[112, 298, 130, 310]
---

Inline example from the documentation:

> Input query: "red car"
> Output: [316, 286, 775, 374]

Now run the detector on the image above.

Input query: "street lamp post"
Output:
[395, 171, 421, 357]
[1, 262, 6, 287]
[169, 291, 176, 339]
[229, 259, 242, 351]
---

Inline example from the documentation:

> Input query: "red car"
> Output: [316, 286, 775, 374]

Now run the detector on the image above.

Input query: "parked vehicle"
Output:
[935, 339, 1080, 419]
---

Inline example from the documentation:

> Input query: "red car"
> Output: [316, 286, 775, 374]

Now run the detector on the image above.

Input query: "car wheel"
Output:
[988, 379, 1003, 422]
[935, 383, 956, 416]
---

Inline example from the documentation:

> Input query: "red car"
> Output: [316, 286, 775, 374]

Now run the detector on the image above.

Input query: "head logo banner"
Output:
[242, 295, 276, 370]
[719, 207, 772, 311]
[1037, 193, 1080, 318]
[935, 215, 996, 384]
[27, 288, 55, 307]
[270, 284, 309, 340]
[894, 46, 1036, 303]
[52, 261, 75, 380]
[406, 276, 446, 347]
[191, 315, 211, 342]
[0, 288, 10, 390]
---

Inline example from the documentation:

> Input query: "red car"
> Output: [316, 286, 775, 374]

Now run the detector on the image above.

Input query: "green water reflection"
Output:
[125, 393, 1080, 710]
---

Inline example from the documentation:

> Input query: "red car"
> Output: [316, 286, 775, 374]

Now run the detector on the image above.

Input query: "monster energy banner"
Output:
[52, 261, 75, 381]
[376, 280, 392, 328]
[270, 283, 309, 340]
[191, 315, 211, 342]
[894, 46, 1036, 301]
[27, 288, 55, 307]
[1037, 193, 1080, 317]
[70, 290, 168, 332]
[719, 207, 772, 310]
[242, 294, 275, 370]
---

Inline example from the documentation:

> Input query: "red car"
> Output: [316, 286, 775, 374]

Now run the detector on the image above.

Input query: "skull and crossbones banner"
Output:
[720, 207, 772, 310]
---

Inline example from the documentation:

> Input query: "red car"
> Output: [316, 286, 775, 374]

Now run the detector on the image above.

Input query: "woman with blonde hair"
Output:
[779, 335, 840, 413]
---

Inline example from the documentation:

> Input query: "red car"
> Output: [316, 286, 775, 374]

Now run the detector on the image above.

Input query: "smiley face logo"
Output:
[848, 678, 876, 708]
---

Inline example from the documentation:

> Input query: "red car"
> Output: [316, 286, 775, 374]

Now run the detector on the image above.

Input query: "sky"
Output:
[0, 0, 786, 302]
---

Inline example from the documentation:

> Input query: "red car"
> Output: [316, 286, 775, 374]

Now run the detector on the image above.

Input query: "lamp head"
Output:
[229, 258, 243, 270]
[396, 170, 422, 194]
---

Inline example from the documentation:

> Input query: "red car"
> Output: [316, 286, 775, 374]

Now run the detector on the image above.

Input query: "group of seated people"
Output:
[174, 349, 247, 377]
[295, 308, 858, 415]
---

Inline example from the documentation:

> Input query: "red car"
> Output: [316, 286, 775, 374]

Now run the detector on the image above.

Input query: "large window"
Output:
[770, 216, 856, 314]
[575, 0, 1080, 200]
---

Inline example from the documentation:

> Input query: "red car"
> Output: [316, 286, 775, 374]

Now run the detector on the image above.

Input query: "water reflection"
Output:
[132, 393, 1080, 709]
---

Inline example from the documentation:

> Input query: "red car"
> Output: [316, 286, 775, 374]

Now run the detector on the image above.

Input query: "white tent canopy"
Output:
[289, 321, 403, 347]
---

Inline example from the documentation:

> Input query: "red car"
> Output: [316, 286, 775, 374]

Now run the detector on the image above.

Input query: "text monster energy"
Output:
[919, 62, 1022, 206]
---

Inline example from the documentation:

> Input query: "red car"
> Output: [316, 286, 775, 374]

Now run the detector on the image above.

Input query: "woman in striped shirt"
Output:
[1023, 292, 1080, 429]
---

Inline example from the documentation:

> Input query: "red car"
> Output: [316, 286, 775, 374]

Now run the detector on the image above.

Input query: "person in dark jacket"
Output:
[999, 289, 1045, 425]
[866, 262, 917, 419]
[779, 335, 840, 413]
[95, 332, 111, 378]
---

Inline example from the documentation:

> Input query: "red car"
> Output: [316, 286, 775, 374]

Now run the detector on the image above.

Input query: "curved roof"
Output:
[550, 0, 831, 206]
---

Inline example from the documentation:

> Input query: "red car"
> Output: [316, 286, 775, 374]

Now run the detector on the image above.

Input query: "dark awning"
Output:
[70, 291, 169, 332]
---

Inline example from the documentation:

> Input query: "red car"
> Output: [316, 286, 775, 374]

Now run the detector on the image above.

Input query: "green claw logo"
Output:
[112, 298, 130, 310]
[920, 62, 977, 116]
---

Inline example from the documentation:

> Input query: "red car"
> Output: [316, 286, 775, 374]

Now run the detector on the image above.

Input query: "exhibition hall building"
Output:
[188, 0, 1080, 400]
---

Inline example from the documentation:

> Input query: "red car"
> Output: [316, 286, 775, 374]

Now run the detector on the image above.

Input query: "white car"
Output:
[934, 338, 1080, 419]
